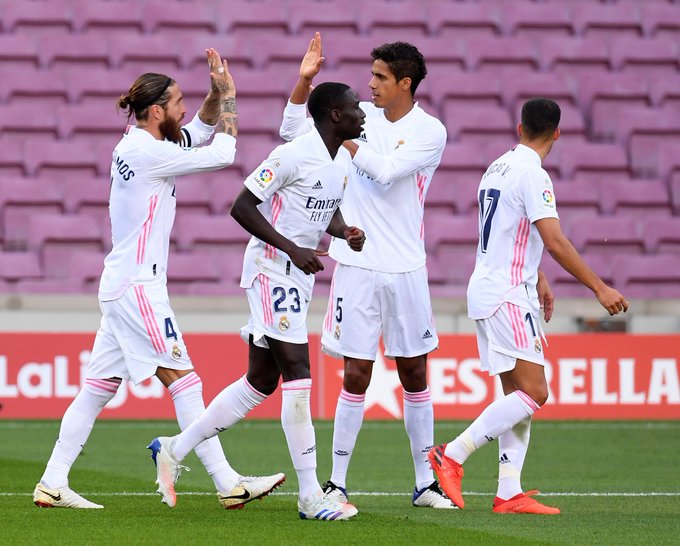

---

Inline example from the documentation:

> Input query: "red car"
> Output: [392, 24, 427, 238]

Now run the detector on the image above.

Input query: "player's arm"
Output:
[326, 208, 365, 252]
[181, 48, 238, 147]
[230, 187, 325, 275]
[537, 269, 554, 322]
[279, 33, 322, 141]
[342, 123, 446, 186]
[534, 218, 629, 316]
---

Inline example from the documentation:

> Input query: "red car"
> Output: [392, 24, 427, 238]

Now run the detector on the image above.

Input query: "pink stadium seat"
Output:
[64, 66, 139, 105]
[610, 254, 680, 298]
[287, 2, 360, 40]
[0, 103, 59, 138]
[57, 103, 125, 140]
[502, 72, 577, 111]
[60, 176, 111, 215]
[540, 37, 611, 79]
[173, 176, 212, 216]
[215, 0, 289, 42]
[174, 215, 250, 253]
[414, 38, 467, 74]
[72, 0, 144, 35]
[597, 179, 671, 219]
[357, 1, 428, 38]
[424, 212, 479, 254]
[670, 173, 680, 214]
[13, 278, 84, 294]
[540, 252, 614, 297]
[631, 140, 680, 181]
[0, 138, 27, 176]
[322, 36, 378, 72]
[642, 218, 680, 254]
[0, 34, 40, 69]
[107, 33, 182, 73]
[178, 34, 254, 71]
[28, 213, 104, 251]
[25, 140, 100, 177]
[500, 2, 574, 40]
[168, 251, 222, 283]
[64, 250, 105, 291]
[462, 37, 540, 74]
[209, 169, 247, 215]
[568, 217, 644, 256]
[0, 251, 42, 281]
[141, 1, 218, 36]
[553, 142, 629, 180]
[641, 4, 680, 40]
[649, 75, 680, 109]
[610, 39, 680, 80]
[39, 34, 109, 70]
[442, 104, 513, 142]
[3, 1, 74, 35]
[579, 72, 650, 113]
[253, 35, 318, 72]
[428, 248, 477, 289]
[571, 3, 643, 41]
[429, 72, 502, 112]
[237, 97, 289, 140]
[425, 1, 503, 39]
[0, 67, 68, 106]
[553, 180, 602, 220]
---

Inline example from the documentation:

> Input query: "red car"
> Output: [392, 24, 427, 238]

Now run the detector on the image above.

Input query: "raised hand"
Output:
[299, 32, 324, 81]
[206, 48, 235, 97]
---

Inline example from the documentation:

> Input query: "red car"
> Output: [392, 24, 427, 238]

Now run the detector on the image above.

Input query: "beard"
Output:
[159, 116, 183, 144]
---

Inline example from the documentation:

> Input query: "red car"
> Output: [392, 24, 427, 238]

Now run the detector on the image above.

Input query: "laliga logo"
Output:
[542, 189, 554, 204]
[258, 168, 274, 184]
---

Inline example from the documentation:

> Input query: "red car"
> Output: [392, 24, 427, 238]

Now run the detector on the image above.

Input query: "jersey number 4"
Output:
[478, 188, 501, 253]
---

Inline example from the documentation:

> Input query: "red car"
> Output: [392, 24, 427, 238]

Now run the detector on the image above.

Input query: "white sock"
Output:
[281, 378, 320, 500]
[173, 375, 266, 462]
[403, 388, 435, 491]
[497, 416, 532, 500]
[445, 390, 539, 464]
[168, 372, 242, 493]
[330, 389, 365, 489]
[41, 378, 121, 489]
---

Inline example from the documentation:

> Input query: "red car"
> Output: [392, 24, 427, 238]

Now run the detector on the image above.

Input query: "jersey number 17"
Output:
[478, 188, 501, 253]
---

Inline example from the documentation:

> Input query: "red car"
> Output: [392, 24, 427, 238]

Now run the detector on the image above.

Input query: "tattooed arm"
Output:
[198, 48, 238, 137]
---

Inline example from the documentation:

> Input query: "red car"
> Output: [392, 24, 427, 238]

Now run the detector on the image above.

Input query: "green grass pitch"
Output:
[2, 420, 679, 545]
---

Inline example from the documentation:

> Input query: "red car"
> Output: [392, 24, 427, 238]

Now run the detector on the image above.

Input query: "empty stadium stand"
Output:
[1, 0, 679, 306]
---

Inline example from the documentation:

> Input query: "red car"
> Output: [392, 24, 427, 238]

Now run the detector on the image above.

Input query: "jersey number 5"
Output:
[478, 188, 501, 253]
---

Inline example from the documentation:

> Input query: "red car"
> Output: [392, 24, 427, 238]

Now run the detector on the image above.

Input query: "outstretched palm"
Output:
[300, 32, 324, 80]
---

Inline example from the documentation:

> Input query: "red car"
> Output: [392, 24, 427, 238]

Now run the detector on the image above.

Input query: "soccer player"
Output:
[33, 49, 283, 510]
[149, 82, 367, 521]
[429, 98, 629, 514]
[279, 33, 453, 510]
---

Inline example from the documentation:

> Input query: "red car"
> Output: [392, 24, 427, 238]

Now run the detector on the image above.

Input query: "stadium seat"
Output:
[0, 103, 59, 139]
[424, 212, 479, 255]
[413, 38, 467, 75]
[252, 35, 320, 73]
[107, 33, 182, 73]
[63, 66, 137, 106]
[462, 37, 540, 74]
[540, 252, 614, 297]
[610, 254, 680, 298]
[57, 103, 126, 140]
[568, 216, 644, 256]
[2, 1, 74, 36]
[641, 3, 680, 40]
[598, 179, 671, 219]
[174, 215, 250, 253]
[571, 3, 643, 41]
[610, 38, 680, 81]
[0, 67, 68, 107]
[424, 1, 503, 39]
[168, 250, 222, 283]
[670, 173, 680, 214]
[173, 176, 213, 216]
[0, 34, 41, 70]
[540, 37, 611, 79]
[552, 142, 629, 180]
[500, 2, 574, 40]
[141, 1, 218, 37]
[64, 250, 105, 292]
[429, 72, 502, 113]
[357, 1, 428, 38]
[71, 0, 144, 35]
[28, 213, 105, 253]
[236, 97, 289, 140]
[60, 175, 111, 215]
[25, 140, 100, 178]
[39, 34, 109, 70]
[642, 217, 680, 254]
[0, 251, 42, 282]
[13, 278, 85, 294]
[552, 180, 602, 221]
[177, 34, 254, 71]
[216, 0, 289, 43]
[502, 72, 577, 111]
[0, 138, 27, 176]
[579, 72, 650, 115]
[209, 169, 247, 215]
[442, 103, 513, 143]
[287, 1, 360, 41]
[631, 140, 680, 181]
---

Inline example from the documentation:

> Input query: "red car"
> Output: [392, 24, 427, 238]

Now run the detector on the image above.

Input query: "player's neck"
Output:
[519, 139, 553, 163]
[382, 98, 415, 123]
[136, 122, 163, 141]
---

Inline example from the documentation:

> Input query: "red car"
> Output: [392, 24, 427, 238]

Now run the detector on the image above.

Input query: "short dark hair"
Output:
[117, 73, 174, 121]
[371, 42, 427, 95]
[521, 98, 561, 140]
[308, 81, 351, 124]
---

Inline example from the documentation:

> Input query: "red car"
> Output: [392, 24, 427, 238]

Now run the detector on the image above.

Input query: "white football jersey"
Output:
[240, 127, 352, 290]
[280, 100, 446, 273]
[467, 144, 559, 320]
[99, 114, 236, 301]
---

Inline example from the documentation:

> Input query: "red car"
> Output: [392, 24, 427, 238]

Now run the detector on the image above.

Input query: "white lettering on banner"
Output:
[429, 358, 487, 404]
[648, 359, 680, 404]
[559, 359, 588, 404]
[55, 356, 79, 397]
[0, 356, 19, 397]
[591, 358, 618, 404]
[619, 358, 646, 404]
[17, 363, 52, 398]
[458, 359, 487, 404]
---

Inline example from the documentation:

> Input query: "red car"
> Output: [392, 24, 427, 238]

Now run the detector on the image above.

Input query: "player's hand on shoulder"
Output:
[596, 286, 630, 316]
[344, 226, 365, 252]
[289, 245, 325, 275]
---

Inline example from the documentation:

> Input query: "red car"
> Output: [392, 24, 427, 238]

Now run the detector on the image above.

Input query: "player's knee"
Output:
[246, 372, 279, 396]
[526, 386, 549, 407]
[343, 367, 370, 394]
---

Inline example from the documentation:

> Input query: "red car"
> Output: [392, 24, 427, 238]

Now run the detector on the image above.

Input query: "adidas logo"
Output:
[422, 329, 433, 339]
[312, 180, 323, 189]
[499, 453, 510, 464]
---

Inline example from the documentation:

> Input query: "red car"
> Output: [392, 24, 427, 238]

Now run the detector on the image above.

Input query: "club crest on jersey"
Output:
[542, 189, 555, 207]
[171, 344, 182, 360]
[334, 325, 341, 340]
[279, 316, 290, 332]
[534, 338, 542, 353]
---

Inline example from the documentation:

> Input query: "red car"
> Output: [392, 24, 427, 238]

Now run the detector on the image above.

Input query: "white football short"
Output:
[321, 264, 438, 360]
[475, 302, 546, 376]
[86, 282, 193, 385]
[241, 272, 312, 348]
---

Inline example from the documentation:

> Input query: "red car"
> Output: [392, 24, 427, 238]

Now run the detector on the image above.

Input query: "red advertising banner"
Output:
[0, 333, 678, 420]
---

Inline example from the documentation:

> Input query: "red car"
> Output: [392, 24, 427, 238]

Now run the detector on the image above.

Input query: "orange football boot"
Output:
[427, 444, 464, 509]
[492, 492, 560, 514]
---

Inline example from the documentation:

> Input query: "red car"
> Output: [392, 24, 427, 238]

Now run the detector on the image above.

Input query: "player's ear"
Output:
[553, 128, 561, 141]
[330, 108, 341, 123]
[517, 123, 523, 138]
[400, 77, 411, 92]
